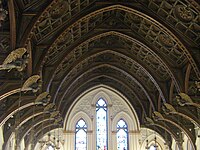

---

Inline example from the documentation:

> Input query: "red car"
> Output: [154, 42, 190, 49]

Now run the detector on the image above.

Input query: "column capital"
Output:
[129, 130, 140, 134]
[87, 130, 93, 133]
[63, 130, 75, 134]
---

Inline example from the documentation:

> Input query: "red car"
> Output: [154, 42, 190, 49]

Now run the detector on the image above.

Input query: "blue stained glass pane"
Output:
[96, 99, 107, 150]
[118, 120, 126, 127]
[75, 119, 87, 150]
[149, 145, 156, 150]
[47, 145, 54, 150]
[117, 120, 128, 150]
[97, 99, 106, 106]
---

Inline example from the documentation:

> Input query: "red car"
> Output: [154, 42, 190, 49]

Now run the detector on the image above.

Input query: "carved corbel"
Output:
[152, 111, 164, 121]
[21, 75, 41, 93]
[54, 117, 62, 125]
[195, 81, 200, 92]
[0, 0, 8, 27]
[50, 111, 60, 119]
[35, 92, 51, 106]
[145, 117, 154, 125]
[162, 103, 176, 115]
[176, 93, 200, 108]
[43, 103, 56, 113]
[0, 48, 29, 72]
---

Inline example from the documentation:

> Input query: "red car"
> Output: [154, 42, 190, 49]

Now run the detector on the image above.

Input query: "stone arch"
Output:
[140, 128, 168, 150]
[112, 111, 138, 131]
[66, 111, 92, 131]
[63, 85, 140, 150]
[91, 90, 112, 107]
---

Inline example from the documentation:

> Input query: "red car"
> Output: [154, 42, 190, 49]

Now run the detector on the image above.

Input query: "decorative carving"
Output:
[35, 92, 51, 106]
[158, 34, 174, 48]
[45, 11, 108, 65]
[49, 0, 69, 19]
[110, 95, 130, 117]
[38, 19, 49, 29]
[44, 103, 55, 113]
[174, 5, 194, 23]
[127, 13, 141, 24]
[57, 32, 72, 47]
[195, 80, 200, 92]
[0, 36, 10, 53]
[50, 111, 60, 119]
[72, 91, 131, 120]
[175, 93, 200, 109]
[54, 117, 63, 125]
[192, 23, 200, 33]
[145, 117, 154, 125]
[0, 1, 7, 27]
[33, 0, 92, 43]
[152, 111, 164, 121]
[0, 48, 29, 72]
[121, 10, 188, 66]
[141, 0, 200, 45]
[21, 75, 41, 93]
[54, 48, 162, 106]
[162, 103, 176, 115]
[176, 92, 193, 106]
[44, 6, 194, 71]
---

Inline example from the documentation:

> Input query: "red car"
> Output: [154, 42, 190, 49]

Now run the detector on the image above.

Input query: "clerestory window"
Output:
[117, 119, 128, 150]
[75, 119, 87, 150]
[96, 98, 108, 150]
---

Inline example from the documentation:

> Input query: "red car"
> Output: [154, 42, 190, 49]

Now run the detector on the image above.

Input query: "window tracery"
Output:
[117, 119, 128, 150]
[96, 98, 108, 150]
[64, 87, 140, 150]
[46, 145, 54, 150]
[75, 119, 87, 150]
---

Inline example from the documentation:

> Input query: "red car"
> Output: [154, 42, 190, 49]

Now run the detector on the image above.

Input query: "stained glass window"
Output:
[46, 145, 54, 150]
[149, 145, 156, 150]
[96, 98, 108, 150]
[117, 119, 128, 150]
[75, 119, 87, 150]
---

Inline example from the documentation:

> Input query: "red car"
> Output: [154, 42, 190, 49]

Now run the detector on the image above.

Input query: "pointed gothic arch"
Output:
[64, 85, 140, 150]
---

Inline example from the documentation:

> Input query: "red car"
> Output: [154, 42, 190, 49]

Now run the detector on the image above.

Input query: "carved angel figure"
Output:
[162, 103, 176, 115]
[50, 111, 60, 119]
[145, 117, 154, 125]
[44, 103, 56, 113]
[0, 1, 8, 27]
[21, 75, 41, 93]
[35, 92, 51, 106]
[152, 111, 164, 121]
[176, 93, 200, 108]
[54, 117, 62, 124]
[195, 81, 200, 92]
[0, 48, 29, 72]
[176, 93, 193, 106]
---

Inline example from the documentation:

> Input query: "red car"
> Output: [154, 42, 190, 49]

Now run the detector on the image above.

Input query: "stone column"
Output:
[20, 138, 25, 150]
[87, 130, 93, 150]
[195, 127, 200, 150]
[111, 131, 117, 150]
[0, 126, 4, 150]
[63, 130, 75, 150]
[129, 130, 140, 150]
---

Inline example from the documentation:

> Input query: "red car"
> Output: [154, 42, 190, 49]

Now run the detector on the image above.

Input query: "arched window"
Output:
[187, 139, 193, 150]
[149, 145, 156, 150]
[46, 145, 54, 150]
[75, 119, 87, 150]
[117, 119, 128, 150]
[96, 98, 108, 150]
[67, 88, 140, 150]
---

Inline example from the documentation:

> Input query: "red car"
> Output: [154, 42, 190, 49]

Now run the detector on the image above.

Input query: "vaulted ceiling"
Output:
[0, 0, 199, 149]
